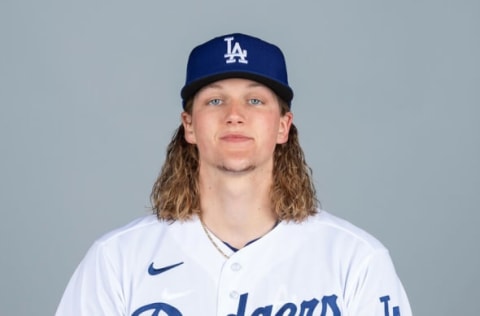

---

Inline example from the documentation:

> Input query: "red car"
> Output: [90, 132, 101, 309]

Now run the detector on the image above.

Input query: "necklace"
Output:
[200, 217, 231, 259]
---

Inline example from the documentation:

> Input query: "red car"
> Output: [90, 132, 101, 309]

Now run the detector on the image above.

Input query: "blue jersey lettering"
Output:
[133, 293, 342, 316]
[132, 302, 182, 316]
[380, 295, 401, 316]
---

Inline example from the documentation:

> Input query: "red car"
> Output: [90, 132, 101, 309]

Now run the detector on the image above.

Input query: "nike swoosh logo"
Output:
[148, 261, 184, 276]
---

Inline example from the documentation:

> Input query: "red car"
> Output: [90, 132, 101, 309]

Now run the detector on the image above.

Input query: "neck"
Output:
[198, 166, 277, 249]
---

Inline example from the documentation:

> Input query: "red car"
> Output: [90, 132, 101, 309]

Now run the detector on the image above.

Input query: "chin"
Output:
[217, 164, 256, 173]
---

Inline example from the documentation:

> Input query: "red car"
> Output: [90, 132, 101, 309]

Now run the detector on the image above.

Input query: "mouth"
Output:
[220, 134, 253, 143]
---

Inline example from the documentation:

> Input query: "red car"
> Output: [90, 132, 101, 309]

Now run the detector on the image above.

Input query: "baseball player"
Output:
[56, 33, 412, 316]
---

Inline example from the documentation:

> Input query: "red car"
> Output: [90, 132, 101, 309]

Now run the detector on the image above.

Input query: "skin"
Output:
[182, 78, 293, 249]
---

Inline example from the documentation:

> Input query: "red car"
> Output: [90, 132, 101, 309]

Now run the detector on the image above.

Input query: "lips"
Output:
[220, 133, 253, 143]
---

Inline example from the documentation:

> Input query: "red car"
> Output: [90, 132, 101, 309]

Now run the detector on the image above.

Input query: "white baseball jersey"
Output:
[56, 210, 412, 315]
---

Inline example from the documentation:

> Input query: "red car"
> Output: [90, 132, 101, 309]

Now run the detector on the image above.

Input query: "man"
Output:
[56, 33, 412, 315]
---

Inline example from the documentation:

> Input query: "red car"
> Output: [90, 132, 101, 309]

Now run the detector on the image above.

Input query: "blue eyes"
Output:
[208, 99, 223, 106]
[248, 98, 262, 105]
[207, 99, 263, 106]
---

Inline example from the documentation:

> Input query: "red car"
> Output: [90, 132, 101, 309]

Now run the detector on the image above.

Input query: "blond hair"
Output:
[151, 99, 318, 222]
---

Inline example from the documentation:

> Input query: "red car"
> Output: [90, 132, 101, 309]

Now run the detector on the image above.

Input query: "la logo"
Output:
[224, 36, 248, 64]
[380, 295, 401, 316]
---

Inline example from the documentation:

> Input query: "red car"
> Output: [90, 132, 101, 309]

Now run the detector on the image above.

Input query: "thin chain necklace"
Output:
[200, 217, 231, 259]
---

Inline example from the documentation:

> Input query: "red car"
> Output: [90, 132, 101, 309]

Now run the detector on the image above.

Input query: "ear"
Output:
[181, 112, 196, 144]
[277, 112, 293, 144]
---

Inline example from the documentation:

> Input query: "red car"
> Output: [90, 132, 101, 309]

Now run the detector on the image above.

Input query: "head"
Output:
[151, 33, 318, 222]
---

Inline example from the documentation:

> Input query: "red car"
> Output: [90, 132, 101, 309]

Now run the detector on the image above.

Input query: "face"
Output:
[182, 78, 292, 174]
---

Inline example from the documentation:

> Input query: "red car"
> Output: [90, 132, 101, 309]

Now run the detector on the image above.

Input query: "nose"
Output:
[225, 100, 245, 125]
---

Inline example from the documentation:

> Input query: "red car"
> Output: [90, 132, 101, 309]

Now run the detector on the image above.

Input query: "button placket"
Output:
[217, 258, 248, 314]
[231, 262, 242, 271]
[229, 290, 239, 299]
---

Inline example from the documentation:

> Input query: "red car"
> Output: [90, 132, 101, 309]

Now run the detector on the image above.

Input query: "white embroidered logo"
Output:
[224, 36, 248, 64]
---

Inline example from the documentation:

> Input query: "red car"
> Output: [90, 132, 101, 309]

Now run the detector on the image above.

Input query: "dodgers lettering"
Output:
[228, 293, 340, 316]
[132, 302, 182, 316]
[132, 293, 341, 316]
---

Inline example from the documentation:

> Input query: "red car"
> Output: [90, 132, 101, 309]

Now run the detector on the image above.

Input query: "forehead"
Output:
[196, 78, 275, 95]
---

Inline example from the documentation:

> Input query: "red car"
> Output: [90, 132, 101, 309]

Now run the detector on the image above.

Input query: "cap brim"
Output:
[181, 72, 293, 108]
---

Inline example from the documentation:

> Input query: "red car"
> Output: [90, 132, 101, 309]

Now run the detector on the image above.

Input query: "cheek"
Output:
[256, 123, 280, 149]
[190, 118, 214, 146]
[259, 116, 284, 141]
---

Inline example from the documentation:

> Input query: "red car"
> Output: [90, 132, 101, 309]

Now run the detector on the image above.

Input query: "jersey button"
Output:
[230, 291, 239, 299]
[231, 263, 242, 271]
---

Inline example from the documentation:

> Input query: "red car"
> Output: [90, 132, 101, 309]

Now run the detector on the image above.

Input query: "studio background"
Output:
[1, 1, 479, 315]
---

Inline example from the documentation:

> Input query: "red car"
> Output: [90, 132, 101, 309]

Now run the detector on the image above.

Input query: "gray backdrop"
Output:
[1, 1, 479, 315]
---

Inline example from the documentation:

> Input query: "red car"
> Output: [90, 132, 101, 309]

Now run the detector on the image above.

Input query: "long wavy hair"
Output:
[151, 98, 318, 222]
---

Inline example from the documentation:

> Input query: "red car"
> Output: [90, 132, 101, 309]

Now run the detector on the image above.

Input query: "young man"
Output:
[56, 33, 412, 315]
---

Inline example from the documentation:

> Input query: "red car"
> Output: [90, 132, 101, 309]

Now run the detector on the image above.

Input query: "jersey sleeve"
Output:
[344, 249, 412, 316]
[55, 240, 125, 316]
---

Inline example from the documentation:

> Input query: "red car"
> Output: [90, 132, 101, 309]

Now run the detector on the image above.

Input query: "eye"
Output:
[248, 98, 263, 105]
[207, 98, 223, 106]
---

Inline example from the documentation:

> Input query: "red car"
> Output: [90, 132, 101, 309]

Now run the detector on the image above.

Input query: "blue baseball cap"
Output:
[181, 33, 294, 108]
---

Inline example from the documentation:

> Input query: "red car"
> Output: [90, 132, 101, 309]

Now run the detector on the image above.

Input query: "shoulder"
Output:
[76, 215, 203, 273]
[88, 215, 185, 256]
[87, 215, 203, 254]
[94, 215, 163, 244]
[281, 210, 387, 253]
[314, 210, 385, 249]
